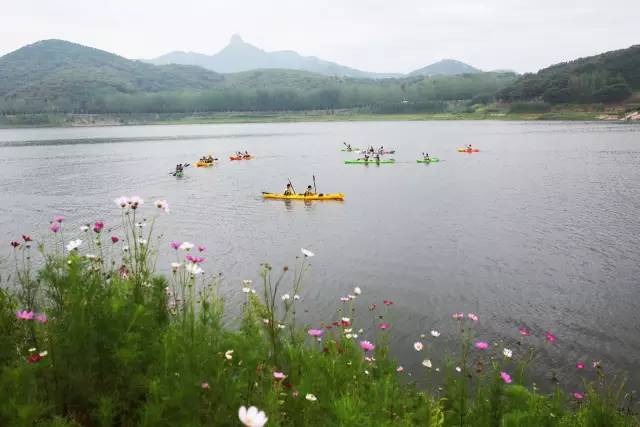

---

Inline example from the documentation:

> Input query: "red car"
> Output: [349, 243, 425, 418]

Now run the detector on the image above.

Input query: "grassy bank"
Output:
[0, 109, 630, 128]
[1, 198, 638, 426]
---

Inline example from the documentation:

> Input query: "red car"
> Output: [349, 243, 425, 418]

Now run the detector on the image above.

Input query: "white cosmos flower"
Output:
[345, 334, 353, 339]
[80, 225, 89, 232]
[138, 239, 147, 245]
[344, 328, 352, 333]
[122, 246, 129, 252]
[135, 222, 146, 228]
[39, 351, 48, 357]
[430, 330, 441, 337]
[353, 286, 362, 295]
[455, 366, 462, 373]
[179, 242, 194, 251]
[293, 294, 300, 300]
[281, 294, 290, 301]
[225, 350, 234, 360]
[114, 196, 128, 208]
[242, 279, 253, 286]
[422, 359, 433, 368]
[185, 263, 203, 275]
[128, 196, 144, 209]
[154, 199, 170, 213]
[301, 248, 314, 257]
[413, 342, 424, 352]
[66, 239, 82, 251]
[305, 393, 317, 402]
[171, 262, 181, 270]
[238, 405, 268, 427]
[503, 348, 513, 358]
[348, 294, 356, 300]
[277, 324, 286, 329]
[242, 286, 252, 293]
[28, 347, 36, 352]
[341, 317, 350, 323]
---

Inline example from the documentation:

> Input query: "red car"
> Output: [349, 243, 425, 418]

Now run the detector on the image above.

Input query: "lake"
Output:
[1, 120, 639, 390]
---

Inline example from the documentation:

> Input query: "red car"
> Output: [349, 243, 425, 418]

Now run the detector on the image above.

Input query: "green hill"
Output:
[0, 39, 223, 113]
[498, 45, 640, 104]
[0, 39, 517, 114]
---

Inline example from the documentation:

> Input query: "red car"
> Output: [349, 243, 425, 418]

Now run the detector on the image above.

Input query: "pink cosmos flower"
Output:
[467, 313, 479, 322]
[518, 327, 531, 336]
[545, 331, 557, 343]
[16, 310, 34, 320]
[474, 341, 489, 350]
[396, 366, 404, 373]
[50, 222, 60, 233]
[201, 382, 210, 389]
[273, 372, 286, 380]
[359, 340, 375, 352]
[383, 300, 393, 306]
[452, 312, 464, 320]
[35, 313, 47, 323]
[10, 240, 20, 248]
[54, 215, 65, 223]
[198, 245, 206, 252]
[576, 362, 585, 369]
[307, 329, 324, 337]
[186, 255, 205, 264]
[111, 236, 119, 243]
[93, 221, 104, 233]
[170, 241, 181, 250]
[573, 392, 584, 400]
[22, 235, 32, 242]
[378, 322, 391, 330]
[500, 371, 512, 384]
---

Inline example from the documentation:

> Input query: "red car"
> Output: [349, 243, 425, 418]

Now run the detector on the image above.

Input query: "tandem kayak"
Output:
[416, 157, 440, 163]
[230, 155, 254, 160]
[457, 148, 480, 153]
[196, 161, 214, 167]
[262, 193, 345, 201]
[344, 159, 395, 164]
[340, 147, 361, 152]
[360, 150, 396, 155]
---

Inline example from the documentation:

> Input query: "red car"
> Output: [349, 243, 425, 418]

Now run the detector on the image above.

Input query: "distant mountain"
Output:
[498, 44, 640, 104]
[0, 39, 223, 112]
[149, 34, 401, 78]
[409, 59, 481, 77]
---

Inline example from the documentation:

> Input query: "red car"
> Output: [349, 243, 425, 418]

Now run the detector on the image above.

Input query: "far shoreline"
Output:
[0, 110, 637, 129]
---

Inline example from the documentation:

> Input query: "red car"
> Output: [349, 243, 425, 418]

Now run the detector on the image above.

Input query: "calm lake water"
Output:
[1, 121, 639, 390]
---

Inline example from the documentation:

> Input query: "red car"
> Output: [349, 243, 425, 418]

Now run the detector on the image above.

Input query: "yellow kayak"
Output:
[262, 192, 345, 201]
[196, 161, 215, 167]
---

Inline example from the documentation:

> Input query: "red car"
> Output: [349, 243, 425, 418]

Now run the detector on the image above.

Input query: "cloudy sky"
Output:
[1, 0, 638, 73]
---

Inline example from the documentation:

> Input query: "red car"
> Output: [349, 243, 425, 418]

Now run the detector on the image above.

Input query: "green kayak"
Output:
[344, 159, 395, 164]
[175, 171, 184, 177]
[416, 157, 440, 163]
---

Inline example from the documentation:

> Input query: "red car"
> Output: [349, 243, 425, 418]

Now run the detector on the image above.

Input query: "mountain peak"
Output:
[230, 34, 244, 45]
[409, 59, 481, 77]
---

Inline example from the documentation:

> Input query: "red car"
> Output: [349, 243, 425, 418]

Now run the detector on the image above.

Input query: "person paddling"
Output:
[423, 152, 430, 161]
[304, 185, 315, 196]
[284, 183, 295, 196]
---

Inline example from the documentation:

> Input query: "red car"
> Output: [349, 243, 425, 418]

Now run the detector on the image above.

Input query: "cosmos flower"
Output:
[359, 340, 375, 352]
[503, 348, 513, 358]
[430, 330, 441, 337]
[238, 406, 268, 427]
[474, 341, 489, 350]
[500, 371, 512, 384]
[66, 239, 82, 251]
[414, 342, 424, 352]
[305, 394, 317, 402]
[422, 359, 433, 368]
[301, 248, 314, 257]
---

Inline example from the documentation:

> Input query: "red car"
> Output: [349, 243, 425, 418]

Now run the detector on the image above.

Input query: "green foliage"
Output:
[499, 45, 640, 104]
[509, 102, 552, 113]
[0, 203, 637, 426]
[0, 40, 518, 114]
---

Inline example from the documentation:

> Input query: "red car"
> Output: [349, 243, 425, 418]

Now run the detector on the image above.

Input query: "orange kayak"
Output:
[230, 155, 254, 160]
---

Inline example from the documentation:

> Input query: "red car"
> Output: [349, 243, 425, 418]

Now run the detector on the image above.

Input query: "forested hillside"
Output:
[0, 40, 517, 114]
[498, 45, 640, 104]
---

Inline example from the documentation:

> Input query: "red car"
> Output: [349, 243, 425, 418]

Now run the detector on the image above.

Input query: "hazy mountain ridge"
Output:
[148, 34, 475, 78]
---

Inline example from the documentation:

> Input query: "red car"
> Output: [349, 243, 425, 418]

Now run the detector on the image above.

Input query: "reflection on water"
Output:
[1, 120, 639, 390]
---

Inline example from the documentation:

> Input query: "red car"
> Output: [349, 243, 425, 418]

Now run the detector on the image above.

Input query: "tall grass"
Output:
[0, 198, 637, 426]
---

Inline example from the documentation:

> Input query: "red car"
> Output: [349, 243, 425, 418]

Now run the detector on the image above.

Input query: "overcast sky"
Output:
[1, 0, 638, 73]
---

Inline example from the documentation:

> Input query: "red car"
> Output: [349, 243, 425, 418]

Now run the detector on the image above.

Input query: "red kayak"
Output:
[229, 155, 254, 160]
[457, 148, 480, 153]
